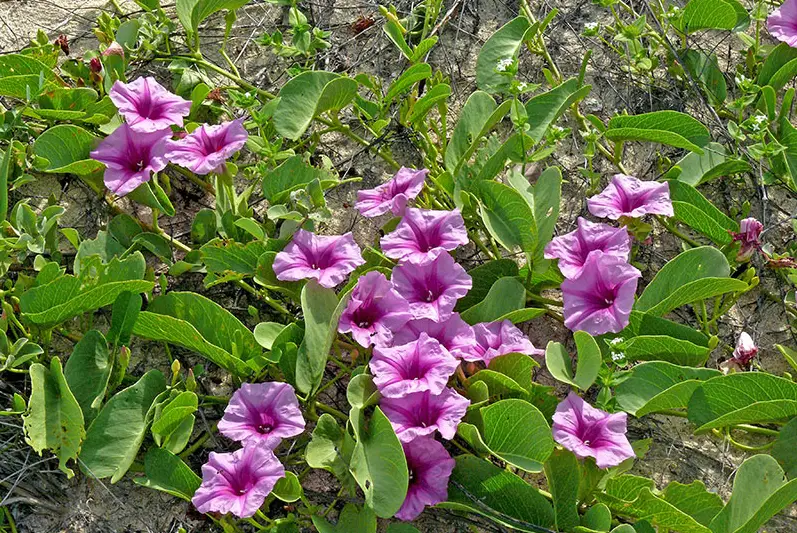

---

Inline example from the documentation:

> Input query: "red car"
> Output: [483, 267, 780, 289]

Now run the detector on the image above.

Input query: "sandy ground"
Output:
[2, 0, 797, 531]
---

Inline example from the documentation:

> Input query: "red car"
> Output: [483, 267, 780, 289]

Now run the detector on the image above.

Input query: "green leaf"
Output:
[191, 208, 217, 244]
[262, 155, 333, 203]
[681, 50, 727, 105]
[508, 166, 562, 268]
[107, 291, 142, 347]
[312, 504, 376, 533]
[63, 330, 112, 423]
[297, 283, 348, 395]
[347, 374, 380, 409]
[680, 0, 749, 33]
[32, 125, 102, 175]
[79, 369, 166, 482]
[605, 111, 710, 153]
[474, 180, 536, 253]
[488, 353, 538, 391]
[480, 399, 553, 472]
[545, 331, 601, 390]
[23, 357, 85, 478]
[772, 417, 797, 479]
[667, 180, 738, 245]
[623, 311, 710, 347]
[445, 91, 511, 174]
[254, 322, 286, 350]
[687, 373, 797, 433]
[663, 481, 724, 527]
[133, 446, 201, 501]
[456, 259, 518, 312]
[407, 83, 450, 124]
[349, 406, 408, 518]
[201, 239, 271, 277]
[0, 75, 56, 100]
[273, 471, 303, 503]
[635, 246, 741, 315]
[709, 454, 797, 533]
[476, 17, 534, 94]
[758, 43, 797, 92]
[0, 53, 59, 79]
[525, 79, 592, 143]
[616, 361, 721, 416]
[176, 0, 250, 35]
[385, 63, 432, 103]
[132, 301, 254, 377]
[151, 391, 198, 445]
[305, 413, 356, 490]
[460, 276, 526, 324]
[20, 253, 153, 327]
[545, 449, 581, 532]
[441, 455, 555, 530]
[616, 335, 712, 366]
[386, 524, 420, 533]
[274, 72, 357, 139]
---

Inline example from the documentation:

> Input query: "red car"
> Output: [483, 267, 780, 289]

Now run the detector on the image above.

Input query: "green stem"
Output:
[314, 401, 348, 421]
[655, 215, 701, 247]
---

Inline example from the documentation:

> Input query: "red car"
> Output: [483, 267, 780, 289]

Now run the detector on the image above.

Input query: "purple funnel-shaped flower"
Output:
[391, 253, 472, 321]
[462, 319, 542, 364]
[272, 230, 365, 288]
[381, 388, 469, 443]
[391, 313, 476, 361]
[192, 442, 285, 518]
[544, 217, 631, 279]
[370, 333, 459, 398]
[395, 436, 456, 521]
[165, 119, 248, 175]
[552, 392, 635, 469]
[90, 124, 170, 196]
[587, 174, 674, 220]
[381, 208, 468, 264]
[356, 167, 429, 218]
[338, 271, 412, 348]
[561, 251, 641, 336]
[768, 0, 797, 47]
[731, 217, 763, 261]
[217, 382, 306, 448]
[109, 77, 191, 133]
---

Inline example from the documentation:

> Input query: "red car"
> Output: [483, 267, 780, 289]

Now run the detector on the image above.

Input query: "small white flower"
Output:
[496, 58, 514, 72]
[609, 337, 624, 346]
[585, 22, 599, 30]
[611, 352, 625, 362]
[735, 74, 748, 85]
[517, 82, 528, 91]
[753, 114, 767, 124]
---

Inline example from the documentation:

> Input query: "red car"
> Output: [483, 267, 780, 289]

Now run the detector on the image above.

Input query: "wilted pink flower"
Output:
[395, 437, 455, 521]
[109, 77, 191, 133]
[561, 251, 641, 336]
[768, 0, 797, 47]
[731, 217, 763, 261]
[544, 217, 631, 279]
[192, 443, 285, 518]
[370, 333, 459, 398]
[217, 382, 305, 448]
[90, 124, 170, 196]
[461, 319, 542, 364]
[338, 271, 411, 348]
[381, 388, 469, 443]
[587, 174, 674, 220]
[356, 167, 428, 218]
[733, 332, 758, 365]
[391, 253, 472, 321]
[381, 208, 468, 264]
[392, 314, 476, 360]
[552, 392, 635, 469]
[272, 230, 365, 288]
[165, 119, 248, 175]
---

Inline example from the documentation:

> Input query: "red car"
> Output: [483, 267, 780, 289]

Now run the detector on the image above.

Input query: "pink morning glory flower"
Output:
[768, 0, 797, 47]
[553, 392, 635, 469]
[192, 442, 285, 518]
[544, 217, 631, 279]
[395, 436, 456, 521]
[391, 314, 476, 361]
[165, 119, 248, 175]
[272, 230, 365, 288]
[587, 174, 674, 220]
[561, 251, 641, 336]
[380, 208, 469, 264]
[338, 271, 412, 348]
[380, 388, 470, 443]
[370, 333, 459, 398]
[356, 167, 429, 218]
[90, 124, 170, 196]
[217, 382, 305, 448]
[391, 253, 472, 321]
[109, 77, 191, 133]
[731, 217, 763, 261]
[461, 319, 542, 364]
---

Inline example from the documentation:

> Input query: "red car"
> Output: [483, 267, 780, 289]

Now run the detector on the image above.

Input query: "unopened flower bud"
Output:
[89, 57, 102, 73]
[731, 217, 763, 261]
[103, 41, 125, 58]
[732, 332, 758, 365]
[55, 34, 69, 55]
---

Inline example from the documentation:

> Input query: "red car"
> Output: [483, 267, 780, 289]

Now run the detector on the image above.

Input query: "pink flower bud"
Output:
[103, 41, 125, 58]
[731, 217, 763, 261]
[732, 332, 758, 365]
[89, 57, 102, 73]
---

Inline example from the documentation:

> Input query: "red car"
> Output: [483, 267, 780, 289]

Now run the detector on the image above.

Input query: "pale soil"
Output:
[2, 0, 797, 531]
